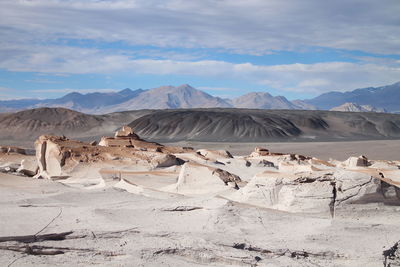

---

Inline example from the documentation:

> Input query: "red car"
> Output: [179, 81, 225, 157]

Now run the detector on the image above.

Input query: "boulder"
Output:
[90, 141, 97, 146]
[151, 154, 182, 168]
[0, 163, 20, 173]
[249, 147, 269, 157]
[334, 170, 390, 205]
[34, 135, 68, 179]
[196, 149, 233, 161]
[257, 159, 275, 168]
[115, 125, 140, 139]
[278, 161, 321, 173]
[17, 159, 39, 177]
[229, 169, 394, 215]
[342, 155, 370, 168]
[383, 241, 400, 267]
[170, 162, 241, 195]
[99, 137, 132, 147]
[230, 171, 335, 214]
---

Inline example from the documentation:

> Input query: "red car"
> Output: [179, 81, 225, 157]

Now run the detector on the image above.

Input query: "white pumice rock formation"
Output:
[341, 155, 370, 168]
[150, 154, 182, 168]
[114, 125, 140, 139]
[17, 158, 38, 177]
[25, 127, 400, 215]
[196, 149, 233, 161]
[167, 162, 241, 195]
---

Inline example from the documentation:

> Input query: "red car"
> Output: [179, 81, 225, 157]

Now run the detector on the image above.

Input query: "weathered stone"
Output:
[196, 149, 233, 161]
[229, 168, 397, 215]
[34, 135, 66, 179]
[99, 137, 132, 147]
[257, 159, 275, 167]
[230, 171, 335, 214]
[90, 141, 97, 146]
[17, 159, 39, 177]
[115, 125, 140, 139]
[151, 154, 181, 168]
[249, 147, 269, 157]
[342, 155, 370, 168]
[171, 162, 241, 195]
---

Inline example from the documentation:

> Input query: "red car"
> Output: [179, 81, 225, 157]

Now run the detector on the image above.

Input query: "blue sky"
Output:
[1, 0, 400, 100]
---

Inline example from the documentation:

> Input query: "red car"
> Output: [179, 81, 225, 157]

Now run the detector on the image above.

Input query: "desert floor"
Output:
[167, 139, 400, 160]
[0, 140, 399, 266]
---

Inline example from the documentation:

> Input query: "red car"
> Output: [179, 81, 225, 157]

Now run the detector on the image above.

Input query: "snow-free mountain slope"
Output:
[306, 81, 400, 112]
[35, 88, 145, 113]
[232, 92, 299, 109]
[103, 84, 232, 112]
[331, 102, 386, 113]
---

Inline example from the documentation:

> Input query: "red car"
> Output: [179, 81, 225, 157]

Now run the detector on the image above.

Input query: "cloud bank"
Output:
[1, 0, 399, 95]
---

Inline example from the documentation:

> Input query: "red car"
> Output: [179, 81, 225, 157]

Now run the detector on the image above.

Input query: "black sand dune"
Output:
[1, 107, 400, 146]
[128, 109, 400, 142]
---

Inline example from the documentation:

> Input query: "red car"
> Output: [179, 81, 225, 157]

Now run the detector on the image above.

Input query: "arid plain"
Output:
[0, 112, 399, 266]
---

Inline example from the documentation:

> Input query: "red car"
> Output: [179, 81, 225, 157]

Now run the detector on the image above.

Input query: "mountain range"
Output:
[0, 84, 312, 114]
[0, 82, 399, 114]
[304, 82, 400, 112]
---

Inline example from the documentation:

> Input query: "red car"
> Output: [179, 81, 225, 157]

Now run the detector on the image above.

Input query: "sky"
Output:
[0, 0, 400, 100]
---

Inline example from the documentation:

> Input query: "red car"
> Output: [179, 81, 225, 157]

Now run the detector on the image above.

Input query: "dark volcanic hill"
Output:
[0, 108, 105, 139]
[1, 108, 400, 147]
[128, 109, 400, 142]
[0, 108, 151, 146]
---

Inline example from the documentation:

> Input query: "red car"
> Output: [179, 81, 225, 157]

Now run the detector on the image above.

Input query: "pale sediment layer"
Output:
[0, 126, 399, 266]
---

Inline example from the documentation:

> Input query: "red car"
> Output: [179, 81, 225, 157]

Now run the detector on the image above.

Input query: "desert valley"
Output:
[0, 109, 400, 266]
[2, 0, 400, 266]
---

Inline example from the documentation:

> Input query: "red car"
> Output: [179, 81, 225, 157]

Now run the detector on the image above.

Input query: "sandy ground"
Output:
[1, 141, 400, 266]
[166, 139, 400, 161]
[1, 172, 400, 266]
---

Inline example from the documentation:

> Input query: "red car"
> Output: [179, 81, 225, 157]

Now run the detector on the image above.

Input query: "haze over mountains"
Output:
[0, 82, 399, 114]
[0, 84, 312, 114]
[305, 81, 400, 112]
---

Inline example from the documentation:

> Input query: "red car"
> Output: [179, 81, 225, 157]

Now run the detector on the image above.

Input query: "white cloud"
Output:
[1, 44, 399, 94]
[0, 0, 399, 96]
[1, 0, 399, 55]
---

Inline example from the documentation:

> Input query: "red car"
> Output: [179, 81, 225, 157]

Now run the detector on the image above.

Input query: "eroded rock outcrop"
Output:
[26, 126, 400, 215]
[168, 162, 242, 195]
[342, 155, 370, 168]
[115, 125, 140, 139]
[196, 149, 233, 161]
[33, 127, 190, 179]
[229, 166, 398, 215]
[17, 159, 38, 177]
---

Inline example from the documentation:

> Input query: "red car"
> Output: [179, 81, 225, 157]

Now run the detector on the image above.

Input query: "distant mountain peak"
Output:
[119, 88, 133, 94]
[177, 83, 194, 89]
[63, 92, 83, 97]
[233, 91, 299, 109]
[330, 102, 386, 113]
[305, 81, 400, 112]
